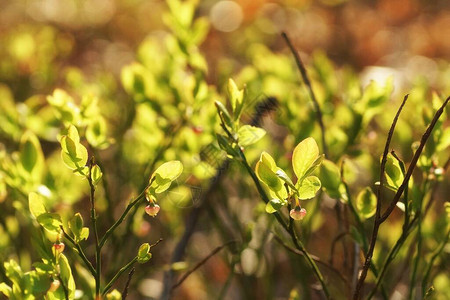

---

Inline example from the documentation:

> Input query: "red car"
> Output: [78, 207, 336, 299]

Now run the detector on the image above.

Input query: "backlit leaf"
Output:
[292, 137, 320, 182]
[356, 187, 377, 219]
[297, 176, 321, 200]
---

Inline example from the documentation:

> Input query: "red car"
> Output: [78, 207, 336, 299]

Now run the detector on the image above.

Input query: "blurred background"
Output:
[0, 0, 449, 299]
[2, 0, 450, 98]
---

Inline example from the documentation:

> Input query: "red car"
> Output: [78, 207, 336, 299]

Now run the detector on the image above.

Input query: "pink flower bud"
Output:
[290, 207, 307, 220]
[145, 204, 160, 217]
[192, 126, 204, 134]
[49, 279, 60, 292]
[53, 242, 65, 254]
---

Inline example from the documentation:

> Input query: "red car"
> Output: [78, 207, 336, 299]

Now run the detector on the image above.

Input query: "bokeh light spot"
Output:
[210, 1, 243, 32]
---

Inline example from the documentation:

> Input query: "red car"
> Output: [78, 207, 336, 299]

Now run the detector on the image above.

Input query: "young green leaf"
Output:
[297, 176, 321, 200]
[217, 134, 239, 157]
[320, 160, 342, 199]
[255, 160, 282, 192]
[150, 161, 183, 193]
[106, 289, 122, 300]
[215, 100, 233, 130]
[265, 199, 284, 213]
[86, 117, 109, 149]
[275, 169, 296, 191]
[237, 125, 266, 147]
[19, 131, 44, 177]
[227, 78, 244, 120]
[36, 213, 63, 234]
[69, 213, 89, 242]
[29, 192, 47, 219]
[384, 153, 404, 191]
[137, 243, 152, 263]
[57, 254, 76, 298]
[60, 126, 88, 173]
[356, 187, 377, 219]
[0, 283, 11, 297]
[90, 164, 102, 186]
[292, 137, 320, 182]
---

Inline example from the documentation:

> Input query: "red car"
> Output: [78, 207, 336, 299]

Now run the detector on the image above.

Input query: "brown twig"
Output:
[121, 268, 135, 300]
[353, 95, 449, 299]
[171, 240, 237, 291]
[281, 32, 328, 157]
[353, 95, 408, 299]
[380, 96, 449, 222]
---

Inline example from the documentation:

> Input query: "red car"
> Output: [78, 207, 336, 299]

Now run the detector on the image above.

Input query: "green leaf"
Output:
[79, 228, 89, 241]
[90, 164, 102, 186]
[320, 160, 342, 199]
[384, 153, 404, 191]
[60, 133, 88, 173]
[265, 199, 284, 213]
[58, 254, 75, 298]
[297, 176, 321, 200]
[67, 125, 80, 143]
[150, 161, 183, 193]
[86, 117, 109, 149]
[106, 289, 122, 300]
[255, 159, 282, 192]
[237, 125, 266, 147]
[215, 100, 233, 130]
[29, 192, 47, 219]
[292, 137, 320, 182]
[227, 78, 244, 120]
[20, 131, 44, 177]
[275, 169, 296, 191]
[36, 213, 62, 234]
[217, 134, 239, 157]
[0, 283, 11, 297]
[29, 270, 50, 294]
[356, 187, 377, 219]
[69, 213, 89, 242]
[260, 152, 277, 169]
[137, 243, 152, 264]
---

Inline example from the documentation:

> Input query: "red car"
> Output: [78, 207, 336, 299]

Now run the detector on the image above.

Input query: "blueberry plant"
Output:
[0, 0, 449, 299]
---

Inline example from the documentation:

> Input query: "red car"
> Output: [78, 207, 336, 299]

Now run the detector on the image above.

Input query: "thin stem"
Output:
[121, 268, 135, 300]
[99, 184, 150, 249]
[353, 95, 408, 299]
[60, 226, 96, 276]
[409, 196, 424, 299]
[102, 257, 138, 296]
[354, 96, 449, 299]
[274, 234, 349, 288]
[380, 96, 449, 222]
[87, 158, 101, 297]
[57, 274, 69, 300]
[341, 161, 388, 299]
[281, 32, 328, 157]
[223, 121, 330, 298]
[171, 240, 237, 290]
[366, 224, 414, 299]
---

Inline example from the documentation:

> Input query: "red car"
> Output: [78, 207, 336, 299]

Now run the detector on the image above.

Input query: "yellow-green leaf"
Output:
[297, 176, 321, 200]
[238, 125, 266, 147]
[150, 161, 183, 193]
[384, 153, 404, 191]
[29, 192, 47, 219]
[265, 199, 284, 214]
[292, 137, 320, 182]
[356, 187, 377, 219]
